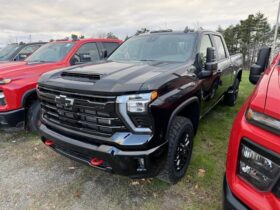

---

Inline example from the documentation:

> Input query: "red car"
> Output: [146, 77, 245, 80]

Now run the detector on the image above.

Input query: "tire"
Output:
[26, 100, 41, 132]
[157, 116, 194, 184]
[224, 79, 240, 106]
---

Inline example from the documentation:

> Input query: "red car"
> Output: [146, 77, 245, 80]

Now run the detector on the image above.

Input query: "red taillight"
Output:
[90, 158, 104, 166]
[44, 140, 54, 146]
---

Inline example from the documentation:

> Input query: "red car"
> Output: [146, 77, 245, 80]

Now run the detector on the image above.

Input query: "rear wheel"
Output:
[26, 100, 41, 132]
[224, 79, 240, 106]
[157, 116, 194, 184]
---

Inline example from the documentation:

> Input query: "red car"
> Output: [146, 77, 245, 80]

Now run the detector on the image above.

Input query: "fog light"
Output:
[239, 141, 280, 191]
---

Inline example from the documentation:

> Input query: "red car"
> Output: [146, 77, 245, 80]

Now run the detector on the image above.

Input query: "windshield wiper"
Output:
[139, 59, 158, 62]
[28, 60, 54, 63]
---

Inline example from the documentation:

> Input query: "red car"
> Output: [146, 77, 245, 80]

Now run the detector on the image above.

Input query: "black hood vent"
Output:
[61, 71, 103, 82]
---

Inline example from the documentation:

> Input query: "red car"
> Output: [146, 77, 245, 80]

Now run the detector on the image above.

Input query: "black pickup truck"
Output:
[38, 29, 243, 183]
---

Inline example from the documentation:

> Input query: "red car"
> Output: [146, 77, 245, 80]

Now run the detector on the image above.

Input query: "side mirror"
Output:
[70, 57, 78, 65]
[249, 64, 263, 85]
[18, 54, 28, 61]
[205, 47, 218, 71]
[197, 47, 217, 79]
[101, 49, 108, 59]
[249, 47, 271, 85]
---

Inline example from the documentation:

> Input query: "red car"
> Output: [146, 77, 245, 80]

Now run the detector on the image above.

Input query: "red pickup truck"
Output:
[0, 38, 122, 131]
[224, 48, 280, 210]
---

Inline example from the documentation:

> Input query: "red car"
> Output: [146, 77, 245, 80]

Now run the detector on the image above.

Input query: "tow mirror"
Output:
[205, 47, 218, 71]
[249, 47, 271, 85]
[197, 47, 217, 79]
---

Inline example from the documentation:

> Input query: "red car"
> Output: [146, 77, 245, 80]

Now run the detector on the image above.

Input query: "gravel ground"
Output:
[0, 131, 208, 210]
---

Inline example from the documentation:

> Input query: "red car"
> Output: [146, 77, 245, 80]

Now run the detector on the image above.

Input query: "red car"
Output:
[0, 38, 122, 131]
[224, 48, 280, 210]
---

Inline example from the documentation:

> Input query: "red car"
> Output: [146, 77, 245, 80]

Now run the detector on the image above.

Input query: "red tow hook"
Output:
[44, 140, 54, 146]
[90, 158, 104, 166]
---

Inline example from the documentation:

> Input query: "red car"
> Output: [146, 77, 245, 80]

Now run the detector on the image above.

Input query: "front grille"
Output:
[37, 85, 127, 137]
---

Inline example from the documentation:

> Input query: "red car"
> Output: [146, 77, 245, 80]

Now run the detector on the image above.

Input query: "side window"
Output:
[102, 42, 120, 55]
[16, 44, 43, 61]
[213, 35, 227, 60]
[73, 43, 100, 64]
[199, 35, 213, 59]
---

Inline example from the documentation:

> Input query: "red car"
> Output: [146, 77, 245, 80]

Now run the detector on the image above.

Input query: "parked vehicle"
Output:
[0, 38, 122, 131]
[0, 42, 45, 62]
[38, 29, 243, 183]
[223, 48, 280, 209]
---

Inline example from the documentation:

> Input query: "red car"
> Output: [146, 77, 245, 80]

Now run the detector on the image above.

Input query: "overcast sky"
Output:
[0, 0, 279, 45]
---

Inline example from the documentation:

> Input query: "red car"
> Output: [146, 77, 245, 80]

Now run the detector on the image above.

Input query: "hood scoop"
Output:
[61, 71, 103, 82]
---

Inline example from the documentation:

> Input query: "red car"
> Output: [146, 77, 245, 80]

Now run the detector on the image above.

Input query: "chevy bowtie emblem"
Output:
[55, 95, 74, 108]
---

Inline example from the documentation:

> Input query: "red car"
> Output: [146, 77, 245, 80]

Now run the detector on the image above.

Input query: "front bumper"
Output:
[40, 124, 168, 178]
[0, 108, 25, 129]
[223, 176, 249, 210]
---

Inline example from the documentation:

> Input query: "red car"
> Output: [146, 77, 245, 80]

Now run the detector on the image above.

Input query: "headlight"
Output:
[127, 92, 158, 113]
[0, 78, 12, 85]
[238, 139, 280, 191]
[116, 91, 158, 133]
[0, 91, 6, 106]
[246, 108, 280, 135]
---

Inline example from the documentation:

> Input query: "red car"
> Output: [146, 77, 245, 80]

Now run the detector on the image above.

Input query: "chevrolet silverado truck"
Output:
[38, 30, 243, 183]
[0, 38, 122, 131]
[0, 42, 45, 62]
[224, 48, 280, 210]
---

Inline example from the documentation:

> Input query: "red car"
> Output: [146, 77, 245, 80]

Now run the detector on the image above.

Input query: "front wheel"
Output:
[157, 116, 194, 184]
[26, 100, 41, 132]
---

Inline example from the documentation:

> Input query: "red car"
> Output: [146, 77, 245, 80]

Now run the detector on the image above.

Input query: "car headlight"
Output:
[127, 92, 158, 113]
[0, 78, 12, 85]
[238, 139, 280, 191]
[0, 91, 6, 106]
[116, 91, 158, 133]
[246, 108, 280, 135]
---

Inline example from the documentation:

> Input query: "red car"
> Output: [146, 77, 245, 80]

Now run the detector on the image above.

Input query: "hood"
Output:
[0, 61, 27, 72]
[0, 61, 61, 80]
[263, 64, 280, 119]
[39, 61, 192, 94]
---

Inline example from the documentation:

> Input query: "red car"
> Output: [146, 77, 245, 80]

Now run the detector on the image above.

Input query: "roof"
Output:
[53, 38, 122, 44]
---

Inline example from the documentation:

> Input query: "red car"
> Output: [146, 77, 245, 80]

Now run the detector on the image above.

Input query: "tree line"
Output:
[217, 12, 278, 67]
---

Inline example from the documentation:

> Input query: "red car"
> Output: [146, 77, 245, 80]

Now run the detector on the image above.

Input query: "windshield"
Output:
[0, 44, 20, 61]
[108, 33, 197, 62]
[27, 42, 75, 62]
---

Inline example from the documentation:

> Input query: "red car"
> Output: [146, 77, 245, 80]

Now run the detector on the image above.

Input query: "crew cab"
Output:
[223, 49, 280, 209]
[0, 42, 45, 62]
[0, 38, 122, 131]
[38, 30, 243, 183]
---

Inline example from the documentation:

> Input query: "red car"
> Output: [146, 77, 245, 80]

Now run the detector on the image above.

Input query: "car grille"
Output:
[37, 85, 127, 137]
